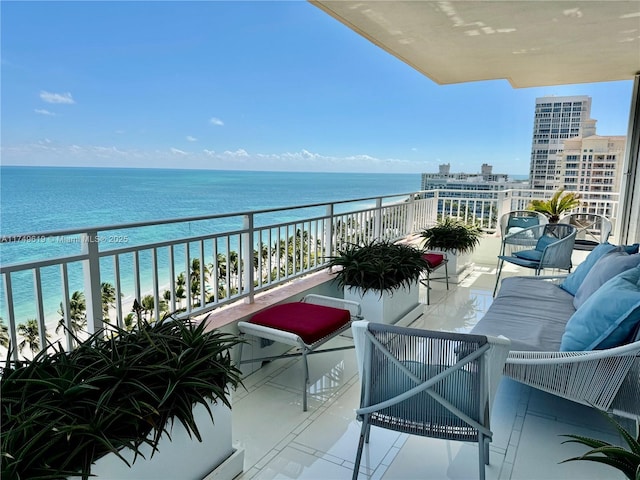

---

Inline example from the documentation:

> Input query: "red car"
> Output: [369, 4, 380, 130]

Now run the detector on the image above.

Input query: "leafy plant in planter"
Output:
[325, 240, 428, 296]
[419, 217, 483, 255]
[1, 316, 243, 480]
[528, 189, 581, 223]
[560, 411, 640, 480]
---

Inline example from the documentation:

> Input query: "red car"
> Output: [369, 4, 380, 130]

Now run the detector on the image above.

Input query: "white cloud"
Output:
[222, 149, 249, 157]
[0, 142, 430, 173]
[209, 117, 224, 126]
[40, 91, 75, 104]
[34, 109, 55, 116]
[186, 135, 197, 142]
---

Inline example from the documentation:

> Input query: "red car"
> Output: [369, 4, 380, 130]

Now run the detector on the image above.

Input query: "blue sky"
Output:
[1, 1, 633, 175]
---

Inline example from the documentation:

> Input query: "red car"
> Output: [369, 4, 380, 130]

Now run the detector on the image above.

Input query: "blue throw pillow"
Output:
[535, 235, 557, 252]
[624, 243, 640, 254]
[573, 252, 640, 309]
[560, 242, 617, 295]
[514, 249, 542, 261]
[560, 266, 640, 351]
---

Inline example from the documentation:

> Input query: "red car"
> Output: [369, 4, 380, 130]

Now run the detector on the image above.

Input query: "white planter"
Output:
[90, 399, 243, 480]
[444, 250, 473, 283]
[344, 281, 420, 325]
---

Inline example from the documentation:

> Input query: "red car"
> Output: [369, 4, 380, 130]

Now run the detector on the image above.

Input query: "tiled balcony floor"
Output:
[231, 262, 629, 480]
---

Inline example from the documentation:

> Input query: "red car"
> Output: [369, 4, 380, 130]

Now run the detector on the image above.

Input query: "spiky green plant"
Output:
[419, 217, 483, 255]
[560, 410, 640, 480]
[529, 189, 581, 223]
[1, 316, 243, 480]
[326, 240, 428, 296]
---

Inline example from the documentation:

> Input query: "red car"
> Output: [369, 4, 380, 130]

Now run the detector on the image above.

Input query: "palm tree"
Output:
[17, 319, 43, 354]
[189, 258, 211, 305]
[175, 272, 187, 308]
[101, 282, 116, 322]
[529, 189, 581, 223]
[0, 317, 9, 348]
[140, 294, 155, 321]
[57, 290, 87, 334]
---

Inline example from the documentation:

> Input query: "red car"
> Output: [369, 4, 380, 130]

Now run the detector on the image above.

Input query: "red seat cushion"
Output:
[249, 302, 351, 345]
[423, 253, 445, 269]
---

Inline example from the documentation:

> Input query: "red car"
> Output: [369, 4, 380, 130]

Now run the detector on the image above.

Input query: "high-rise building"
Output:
[529, 95, 592, 191]
[529, 95, 626, 217]
[559, 134, 626, 217]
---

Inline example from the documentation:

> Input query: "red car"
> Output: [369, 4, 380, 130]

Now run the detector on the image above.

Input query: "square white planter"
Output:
[444, 250, 473, 283]
[344, 281, 420, 324]
[89, 399, 242, 480]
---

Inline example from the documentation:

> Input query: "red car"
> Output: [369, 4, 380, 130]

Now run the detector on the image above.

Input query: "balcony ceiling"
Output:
[310, 0, 640, 87]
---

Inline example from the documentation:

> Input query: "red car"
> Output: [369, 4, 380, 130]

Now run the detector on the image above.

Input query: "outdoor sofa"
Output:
[471, 243, 640, 424]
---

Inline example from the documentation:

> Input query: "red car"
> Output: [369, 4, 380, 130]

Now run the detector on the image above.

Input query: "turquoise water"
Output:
[1, 166, 422, 322]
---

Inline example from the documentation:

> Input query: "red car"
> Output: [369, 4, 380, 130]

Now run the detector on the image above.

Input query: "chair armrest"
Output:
[302, 294, 362, 319]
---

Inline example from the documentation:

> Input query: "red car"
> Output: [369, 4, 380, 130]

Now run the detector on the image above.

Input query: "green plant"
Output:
[529, 189, 581, 223]
[560, 410, 640, 480]
[326, 240, 428, 296]
[1, 316, 243, 480]
[419, 217, 483, 255]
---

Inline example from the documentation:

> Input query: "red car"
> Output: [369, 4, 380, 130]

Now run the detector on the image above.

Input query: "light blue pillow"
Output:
[514, 249, 541, 261]
[560, 266, 640, 351]
[560, 242, 617, 295]
[573, 252, 640, 309]
[513, 234, 557, 261]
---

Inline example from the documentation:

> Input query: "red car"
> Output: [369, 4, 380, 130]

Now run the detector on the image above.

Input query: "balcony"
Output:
[0, 187, 635, 479]
[229, 260, 632, 480]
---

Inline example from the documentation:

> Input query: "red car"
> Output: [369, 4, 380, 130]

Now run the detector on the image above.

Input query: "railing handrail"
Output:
[0, 190, 423, 242]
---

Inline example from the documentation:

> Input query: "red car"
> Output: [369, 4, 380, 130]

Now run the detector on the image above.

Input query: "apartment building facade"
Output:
[560, 133, 626, 217]
[530, 95, 592, 191]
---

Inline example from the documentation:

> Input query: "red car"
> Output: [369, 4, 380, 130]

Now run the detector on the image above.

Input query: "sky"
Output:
[0, 1, 634, 175]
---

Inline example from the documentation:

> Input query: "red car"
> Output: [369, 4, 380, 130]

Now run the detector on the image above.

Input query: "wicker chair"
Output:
[559, 213, 612, 251]
[498, 210, 548, 256]
[494, 223, 577, 295]
[351, 321, 510, 480]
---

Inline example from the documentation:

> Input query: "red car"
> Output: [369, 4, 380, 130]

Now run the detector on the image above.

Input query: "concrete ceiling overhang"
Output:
[310, 0, 640, 88]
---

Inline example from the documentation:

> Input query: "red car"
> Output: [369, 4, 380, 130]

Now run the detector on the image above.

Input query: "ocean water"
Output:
[1, 166, 422, 323]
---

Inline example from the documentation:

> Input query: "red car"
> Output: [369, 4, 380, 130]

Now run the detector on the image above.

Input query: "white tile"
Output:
[382, 435, 504, 480]
[511, 414, 625, 480]
[233, 383, 312, 468]
[295, 383, 403, 468]
[251, 446, 353, 480]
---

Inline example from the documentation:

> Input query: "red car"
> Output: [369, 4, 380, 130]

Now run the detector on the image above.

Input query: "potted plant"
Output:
[560, 410, 640, 479]
[419, 217, 483, 282]
[326, 240, 428, 324]
[1, 316, 244, 480]
[528, 189, 581, 223]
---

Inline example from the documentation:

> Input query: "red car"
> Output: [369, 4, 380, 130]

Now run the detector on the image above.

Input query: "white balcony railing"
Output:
[0, 188, 619, 359]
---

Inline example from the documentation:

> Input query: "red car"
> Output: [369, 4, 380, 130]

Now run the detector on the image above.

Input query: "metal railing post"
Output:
[324, 204, 334, 259]
[82, 230, 103, 333]
[405, 194, 416, 235]
[243, 213, 255, 304]
[374, 198, 382, 240]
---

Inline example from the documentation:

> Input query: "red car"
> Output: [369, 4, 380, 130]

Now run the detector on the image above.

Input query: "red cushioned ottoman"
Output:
[423, 253, 445, 268]
[249, 302, 351, 345]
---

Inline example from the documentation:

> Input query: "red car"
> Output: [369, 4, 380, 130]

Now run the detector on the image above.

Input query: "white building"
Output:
[560, 133, 626, 217]
[530, 95, 592, 191]
[421, 163, 526, 192]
